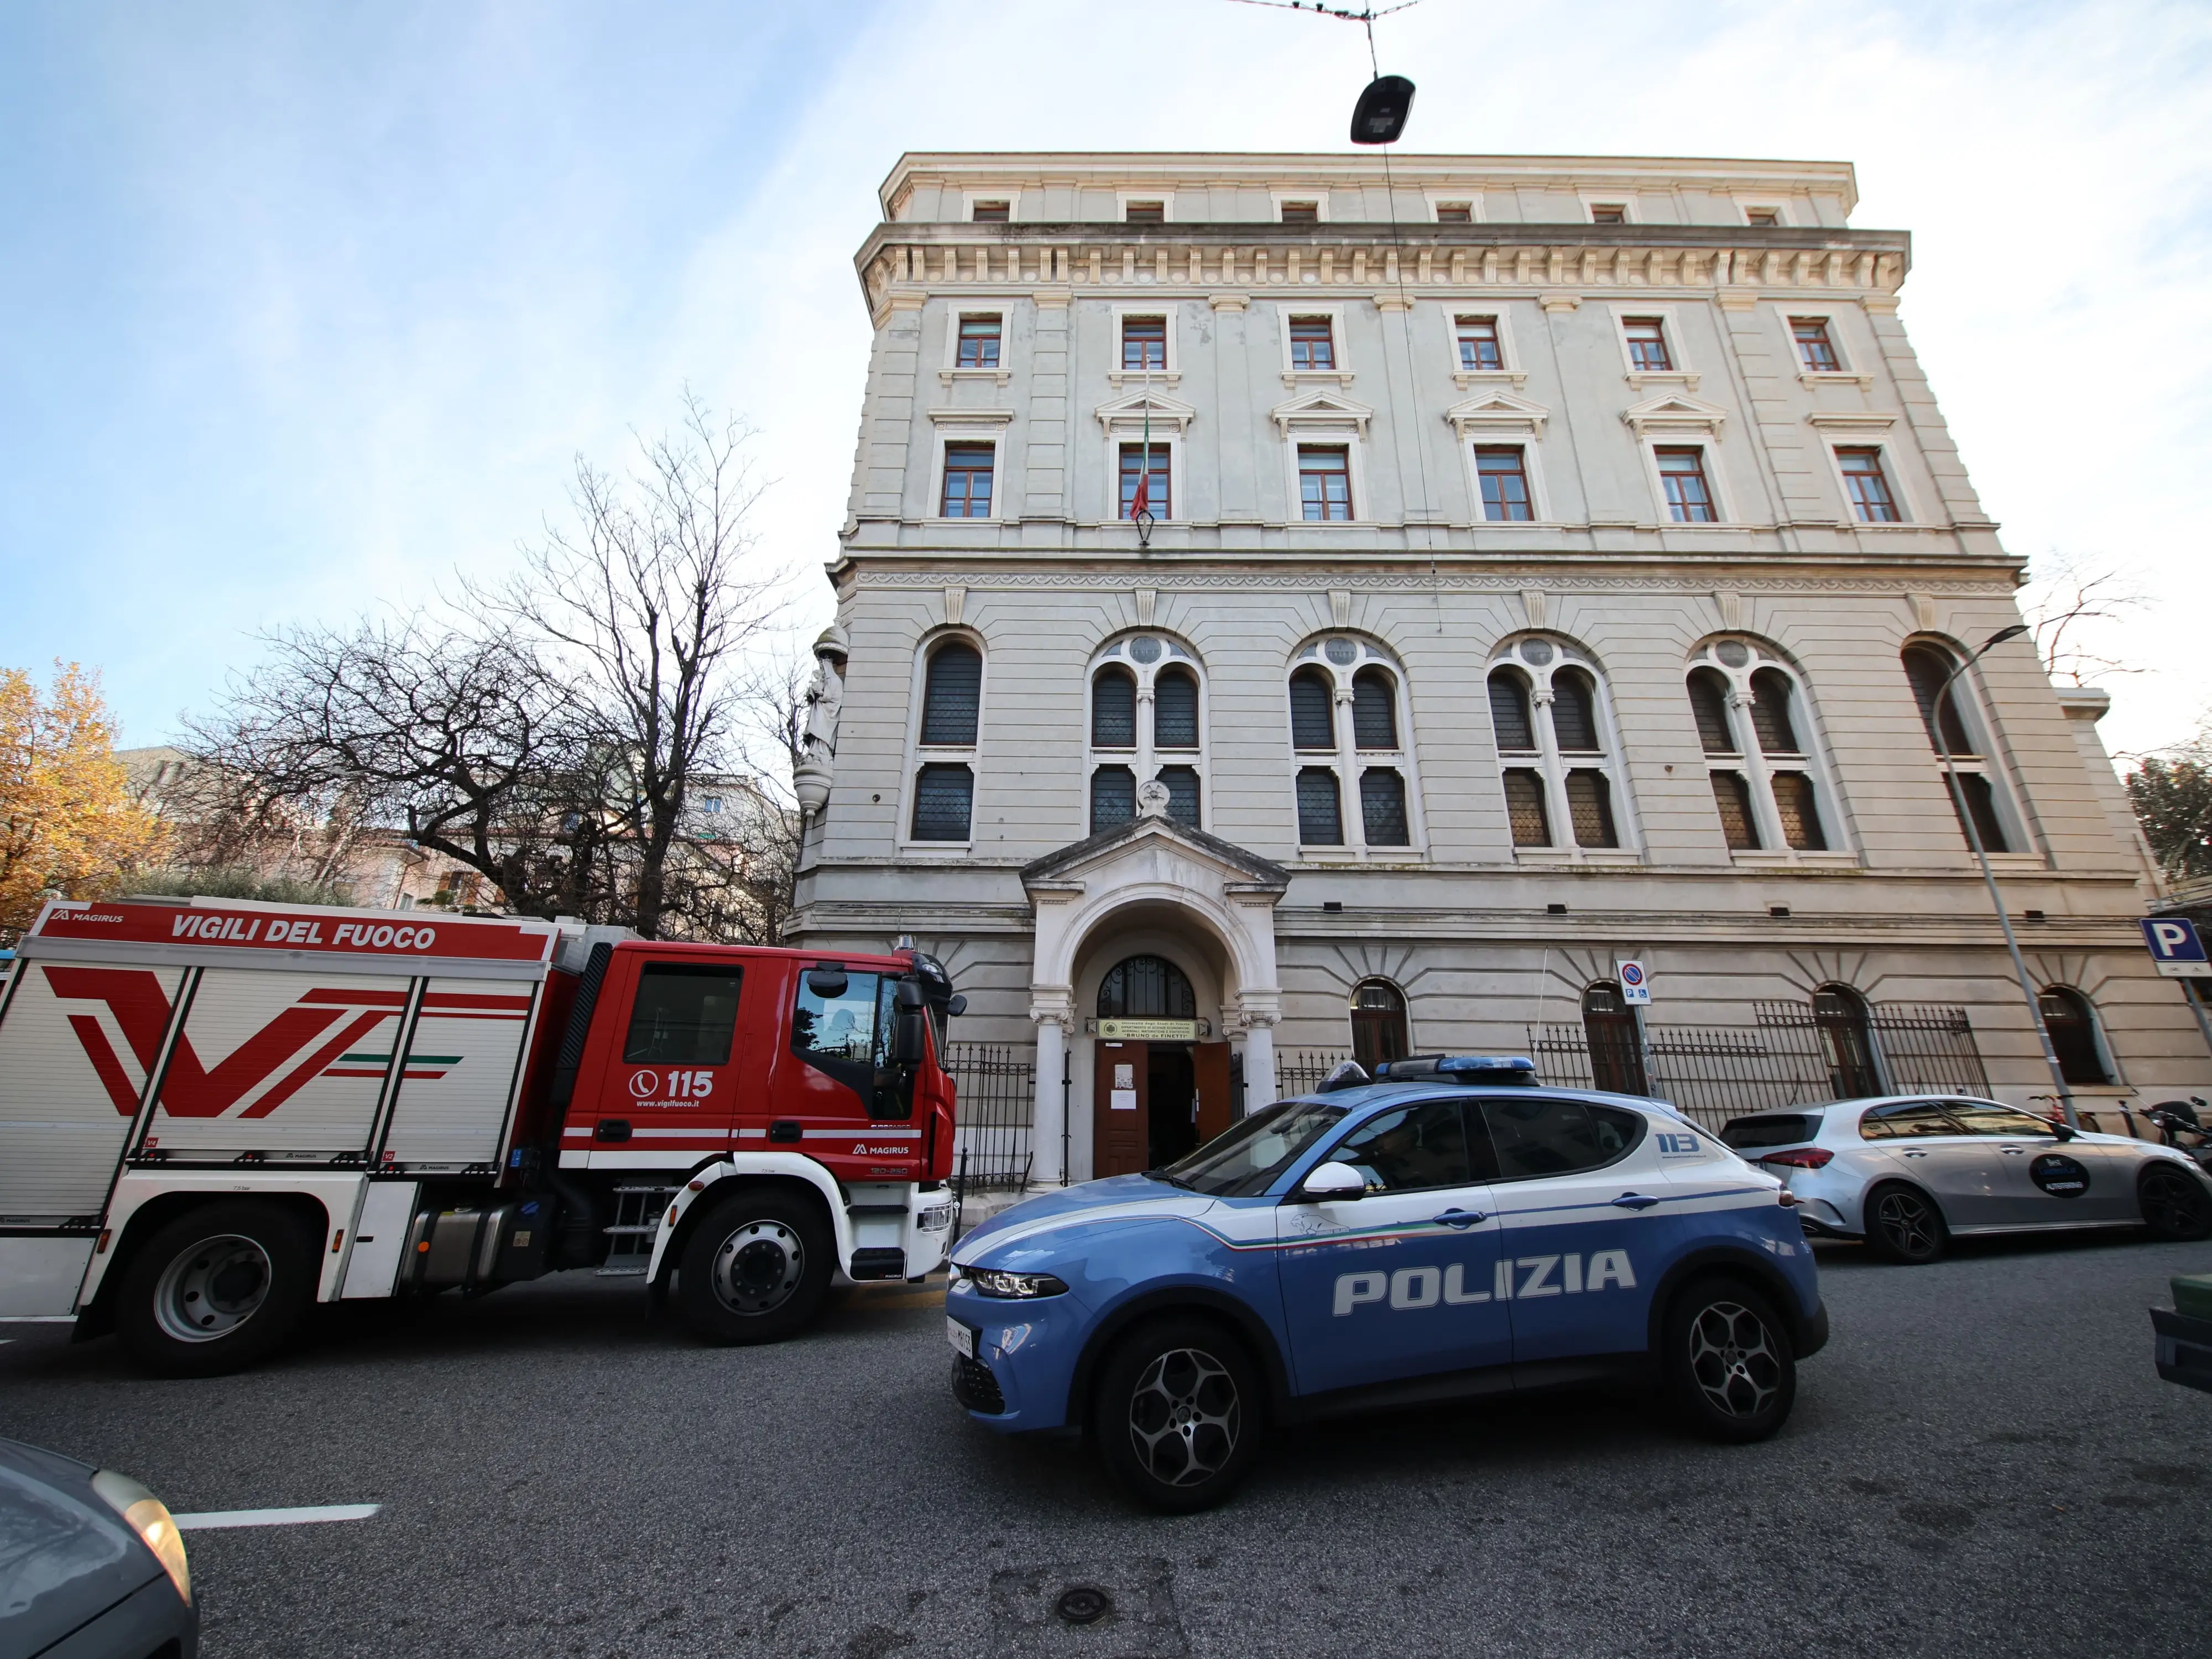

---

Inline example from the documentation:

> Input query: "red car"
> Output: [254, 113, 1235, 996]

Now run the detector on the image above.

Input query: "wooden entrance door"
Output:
[1093, 1040, 1147, 1177]
[1194, 1041, 1233, 1147]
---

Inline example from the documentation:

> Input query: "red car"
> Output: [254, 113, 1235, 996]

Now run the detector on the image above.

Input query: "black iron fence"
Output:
[1531, 1004, 1988, 1132]
[1276, 1049, 1354, 1099]
[943, 1041, 1035, 1193]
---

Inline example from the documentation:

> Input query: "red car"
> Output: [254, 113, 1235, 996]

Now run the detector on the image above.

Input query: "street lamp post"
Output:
[1929, 624, 2079, 1128]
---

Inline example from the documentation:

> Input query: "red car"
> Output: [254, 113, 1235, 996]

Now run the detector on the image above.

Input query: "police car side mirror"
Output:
[2051, 1121, 2077, 1141]
[1299, 1161, 1367, 1201]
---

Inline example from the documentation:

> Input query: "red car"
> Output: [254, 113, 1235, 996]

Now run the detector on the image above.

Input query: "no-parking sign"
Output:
[1616, 959, 1652, 1005]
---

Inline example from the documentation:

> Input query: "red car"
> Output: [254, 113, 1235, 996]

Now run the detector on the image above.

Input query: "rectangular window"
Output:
[1091, 766, 1135, 834]
[1656, 447, 1717, 523]
[940, 444, 995, 518]
[1712, 772, 1760, 851]
[1297, 446, 1353, 521]
[1566, 770, 1619, 848]
[1280, 200, 1319, 224]
[1590, 204, 1626, 223]
[955, 315, 1001, 369]
[1288, 316, 1335, 371]
[623, 963, 743, 1066]
[1159, 765, 1201, 829]
[970, 200, 1009, 223]
[1434, 202, 1473, 223]
[1119, 444, 1171, 520]
[1121, 315, 1167, 371]
[1296, 767, 1344, 844]
[1771, 773, 1828, 852]
[1124, 200, 1165, 225]
[1475, 447, 1534, 522]
[1838, 448, 1901, 522]
[911, 764, 974, 842]
[1623, 317, 1672, 372]
[1745, 207, 1780, 227]
[1504, 770, 1551, 848]
[1455, 315, 1503, 371]
[1791, 317, 1840, 372]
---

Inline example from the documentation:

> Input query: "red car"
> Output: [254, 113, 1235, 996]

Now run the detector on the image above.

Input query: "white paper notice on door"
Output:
[1113, 1065, 1135, 1089]
[1110, 1089, 1139, 1112]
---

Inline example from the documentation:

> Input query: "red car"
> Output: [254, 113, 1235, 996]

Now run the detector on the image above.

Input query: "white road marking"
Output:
[173, 1504, 381, 1530]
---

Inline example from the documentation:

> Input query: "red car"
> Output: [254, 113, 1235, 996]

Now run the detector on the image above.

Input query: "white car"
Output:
[1717, 1095, 2212, 1263]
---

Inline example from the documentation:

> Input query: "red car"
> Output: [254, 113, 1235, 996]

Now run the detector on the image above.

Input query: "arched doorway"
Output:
[1582, 983, 1648, 1094]
[1350, 979, 1409, 1071]
[1094, 954, 1223, 1176]
[1814, 984, 1884, 1098]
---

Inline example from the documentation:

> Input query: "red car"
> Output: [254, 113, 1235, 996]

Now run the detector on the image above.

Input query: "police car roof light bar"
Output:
[1373, 1055, 1539, 1085]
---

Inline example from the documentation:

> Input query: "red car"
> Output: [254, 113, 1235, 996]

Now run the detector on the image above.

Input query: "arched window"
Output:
[920, 641, 980, 747]
[1486, 637, 1634, 859]
[1687, 667, 1734, 754]
[1749, 667, 1799, 755]
[1488, 668, 1536, 753]
[1092, 666, 1136, 748]
[1153, 667, 1199, 749]
[910, 638, 983, 843]
[2039, 987, 2112, 1086]
[1352, 667, 1398, 749]
[1813, 984, 1884, 1099]
[1686, 639, 1841, 859]
[1290, 668, 1335, 750]
[1583, 982, 1648, 1094]
[1099, 954, 1196, 1019]
[1287, 637, 1423, 855]
[1086, 634, 1208, 836]
[1350, 979, 1410, 1071]
[1091, 764, 1135, 834]
[1901, 641, 2015, 855]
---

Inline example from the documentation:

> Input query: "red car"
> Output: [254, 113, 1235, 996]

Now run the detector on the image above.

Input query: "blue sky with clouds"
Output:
[3, 0, 2208, 759]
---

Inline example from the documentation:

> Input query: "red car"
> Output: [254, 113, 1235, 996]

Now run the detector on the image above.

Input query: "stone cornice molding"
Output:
[1622, 390, 1730, 437]
[1805, 409, 1900, 433]
[1269, 388, 1374, 436]
[847, 567, 2026, 594]
[1094, 389, 1198, 435]
[1444, 389, 1551, 438]
[926, 406, 1016, 426]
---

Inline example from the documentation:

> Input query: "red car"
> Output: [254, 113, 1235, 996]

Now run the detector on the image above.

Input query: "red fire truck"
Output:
[0, 896, 963, 1375]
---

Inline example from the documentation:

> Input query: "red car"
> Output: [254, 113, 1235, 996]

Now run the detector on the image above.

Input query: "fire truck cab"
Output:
[0, 898, 963, 1375]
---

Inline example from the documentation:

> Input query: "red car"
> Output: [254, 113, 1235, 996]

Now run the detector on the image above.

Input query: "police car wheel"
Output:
[1663, 1279, 1795, 1443]
[1864, 1182, 1948, 1264]
[1094, 1319, 1265, 1513]
[117, 1201, 317, 1378]
[675, 1190, 831, 1345]
[2138, 1166, 2212, 1240]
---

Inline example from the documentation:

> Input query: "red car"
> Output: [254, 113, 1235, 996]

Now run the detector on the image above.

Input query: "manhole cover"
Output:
[989, 1559, 1187, 1658]
[1056, 1587, 1110, 1625]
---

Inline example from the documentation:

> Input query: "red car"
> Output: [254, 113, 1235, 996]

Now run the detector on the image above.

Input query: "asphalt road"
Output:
[5, 1229, 2208, 1659]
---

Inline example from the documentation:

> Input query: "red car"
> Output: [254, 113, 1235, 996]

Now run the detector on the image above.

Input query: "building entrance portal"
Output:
[1090, 954, 1234, 1176]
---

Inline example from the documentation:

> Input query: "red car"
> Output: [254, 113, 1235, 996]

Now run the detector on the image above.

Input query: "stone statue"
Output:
[795, 624, 848, 816]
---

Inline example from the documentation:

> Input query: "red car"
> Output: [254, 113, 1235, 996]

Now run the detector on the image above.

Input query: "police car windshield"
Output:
[1154, 1098, 1349, 1197]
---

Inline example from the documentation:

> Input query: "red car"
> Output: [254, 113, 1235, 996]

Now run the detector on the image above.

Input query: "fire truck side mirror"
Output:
[892, 982, 927, 1065]
[806, 968, 848, 997]
[946, 994, 967, 1018]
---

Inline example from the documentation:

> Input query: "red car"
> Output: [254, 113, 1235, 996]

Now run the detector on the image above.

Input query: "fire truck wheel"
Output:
[116, 1202, 319, 1378]
[676, 1190, 832, 1345]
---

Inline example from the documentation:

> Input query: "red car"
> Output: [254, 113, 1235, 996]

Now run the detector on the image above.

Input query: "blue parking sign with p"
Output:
[2140, 917, 2212, 978]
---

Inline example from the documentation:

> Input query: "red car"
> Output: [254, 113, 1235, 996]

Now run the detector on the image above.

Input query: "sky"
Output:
[2, 0, 2209, 763]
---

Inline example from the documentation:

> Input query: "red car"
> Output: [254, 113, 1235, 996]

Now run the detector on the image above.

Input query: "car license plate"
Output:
[946, 1317, 975, 1359]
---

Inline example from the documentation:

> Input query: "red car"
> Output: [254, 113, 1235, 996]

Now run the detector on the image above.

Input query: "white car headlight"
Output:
[91, 1469, 191, 1608]
[959, 1266, 1070, 1299]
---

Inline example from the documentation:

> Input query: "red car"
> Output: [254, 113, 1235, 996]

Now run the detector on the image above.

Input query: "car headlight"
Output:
[961, 1267, 1069, 1299]
[91, 1469, 191, 1608]
[917, 1203, 953, 1232]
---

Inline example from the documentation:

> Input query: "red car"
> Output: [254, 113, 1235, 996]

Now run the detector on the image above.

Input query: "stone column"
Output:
[1241, 1010, 1279, 1110]
[1030, 1004, 1070, 1186]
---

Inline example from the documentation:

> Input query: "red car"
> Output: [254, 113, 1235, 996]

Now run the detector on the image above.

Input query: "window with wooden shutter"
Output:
[1290, 669, 1335, 750]
[1296, 767, 1343, 844]
[1688, 667, 1735, 754]
[1092, 666, 1136, 748]
[1360, 769, 1410, 846]
[1566, 770, 1618, 848]
[1504, 770, 1550, 847]
[1488, 669, 1535, 752]
[1772, 773, 1827, 851]
[1551, 669, 1601, 753]
[1352, 668, 1397, 749]
[1750, 668, 1801, 754]
[920, 643, 982, 747]
[1153, 668, 1198, 749]
[1710, 772, 1760, 851]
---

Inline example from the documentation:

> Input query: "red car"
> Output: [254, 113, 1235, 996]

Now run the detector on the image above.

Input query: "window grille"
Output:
[1566, 770, 1618, 848]
[920, 644, 981, 747]
[1351, 668, 1397, 749]
[1290, 669, 1336, 750]
[1504, 769, 1550, 847]
[1296, 767, 1343, 844]
[1158, 765, 1200, 828]
[1153, 669, 1198, 748]
[1091, 666, 1136, 748]
[1091, 765, 1136, 834]
[911, 764, 973, 841]
[1360, 769, 1410, 846]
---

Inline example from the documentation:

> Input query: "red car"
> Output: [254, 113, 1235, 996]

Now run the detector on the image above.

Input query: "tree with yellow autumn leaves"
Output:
[0, 664, 169, 935]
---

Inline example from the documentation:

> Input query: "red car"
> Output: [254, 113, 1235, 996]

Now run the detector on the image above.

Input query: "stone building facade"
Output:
[788, 150, 2185, 1184]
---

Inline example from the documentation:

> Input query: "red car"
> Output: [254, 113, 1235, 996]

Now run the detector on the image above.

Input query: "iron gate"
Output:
[943, 1041, 1035, 1193]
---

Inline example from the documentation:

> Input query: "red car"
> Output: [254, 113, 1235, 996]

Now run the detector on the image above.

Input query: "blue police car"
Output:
[946, 1056, 1828, 1511]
